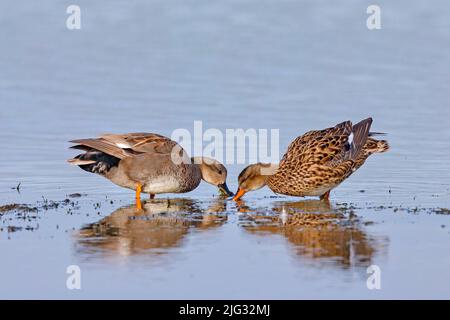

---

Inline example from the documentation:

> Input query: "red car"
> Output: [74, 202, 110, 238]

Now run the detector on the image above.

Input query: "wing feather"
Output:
[280, 120, 353, 167]
[69, 138, 130, 159]
[99, 133, 179, 154]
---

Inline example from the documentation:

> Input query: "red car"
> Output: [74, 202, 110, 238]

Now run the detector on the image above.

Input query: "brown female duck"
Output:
[233, 118, 389, 201]
[68, 132, 233, 207]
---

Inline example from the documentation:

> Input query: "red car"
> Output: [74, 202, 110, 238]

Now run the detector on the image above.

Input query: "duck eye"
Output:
[217, 170, 222, 175]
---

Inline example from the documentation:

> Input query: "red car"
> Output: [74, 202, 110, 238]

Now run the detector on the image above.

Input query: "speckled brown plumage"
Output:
[267, 118, 389, 198]
[234, 118, 389, 201]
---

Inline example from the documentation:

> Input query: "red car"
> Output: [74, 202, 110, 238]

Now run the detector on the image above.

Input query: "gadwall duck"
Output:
[68, 133, 233, 207]
[233, 118, 389, 201]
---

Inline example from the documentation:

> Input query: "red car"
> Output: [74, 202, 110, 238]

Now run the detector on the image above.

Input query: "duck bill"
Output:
[232, 188, 246, 201]
[218, 183, 234, 197]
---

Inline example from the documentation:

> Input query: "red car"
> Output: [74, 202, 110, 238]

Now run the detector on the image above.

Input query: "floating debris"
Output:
[68, 193, 86, 198]
[0, 204, 37, 214]
[11, 182, 21, 192]
[7, 226, 23, 233]
[433, 208, 450, 215]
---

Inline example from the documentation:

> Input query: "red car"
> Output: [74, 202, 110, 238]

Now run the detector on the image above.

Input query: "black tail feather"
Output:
[71, 151, 120, 175]
[368, 132, 387, 137]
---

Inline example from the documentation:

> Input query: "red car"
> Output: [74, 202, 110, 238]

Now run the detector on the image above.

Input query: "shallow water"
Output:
[1, 0, 450, 299]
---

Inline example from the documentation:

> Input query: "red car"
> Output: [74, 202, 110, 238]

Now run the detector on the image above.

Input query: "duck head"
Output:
[233, 163, 275, 201]
[192, 157, 233, 197]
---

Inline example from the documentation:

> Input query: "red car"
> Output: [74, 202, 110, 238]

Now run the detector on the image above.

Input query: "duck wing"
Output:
[327, 117, 373, 166]
[280, 120, 353, 167]
[69, 132, 189, 170]
[69, 138, 134, 160]
[99, 133, 180, 155]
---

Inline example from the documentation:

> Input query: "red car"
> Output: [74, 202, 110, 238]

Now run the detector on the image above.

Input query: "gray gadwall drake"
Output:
[233, 118, 389, 201]
[68, 133, 233, 207]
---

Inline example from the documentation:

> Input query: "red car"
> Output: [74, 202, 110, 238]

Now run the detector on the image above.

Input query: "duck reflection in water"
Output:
[76, 198, 228, 257]
[236, 199, 386, 269]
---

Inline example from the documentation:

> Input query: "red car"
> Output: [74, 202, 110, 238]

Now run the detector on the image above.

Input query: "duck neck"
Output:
[190, 157, 204, 180]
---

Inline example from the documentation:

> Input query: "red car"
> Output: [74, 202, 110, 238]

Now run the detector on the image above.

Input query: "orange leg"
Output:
[150, 194, 155, 199]
[135, 183, 142, 209]
[320, 190, 330, 201]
